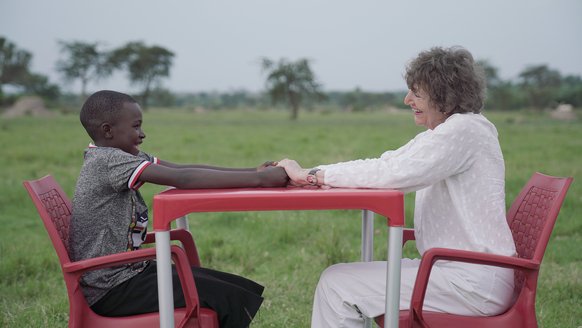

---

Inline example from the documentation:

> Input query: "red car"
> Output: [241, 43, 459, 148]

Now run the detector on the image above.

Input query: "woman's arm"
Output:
[278, 119, 478, 191]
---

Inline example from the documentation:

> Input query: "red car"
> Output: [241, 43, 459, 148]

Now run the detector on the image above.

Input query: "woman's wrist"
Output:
[298, 168, 310, 185]
[316, 169, 325, 185]
[305, 168, 325, 186]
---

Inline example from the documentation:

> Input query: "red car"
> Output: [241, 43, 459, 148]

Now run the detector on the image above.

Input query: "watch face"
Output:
[306, 174, 316, 185]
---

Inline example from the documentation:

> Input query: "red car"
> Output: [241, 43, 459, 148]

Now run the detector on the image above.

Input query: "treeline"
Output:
[1, 37, 173, 109]
[163, 89, 406, 112]
[2, 36, 581, 114]
[152, 78, 582, 113]
[481, 60, 582, 110]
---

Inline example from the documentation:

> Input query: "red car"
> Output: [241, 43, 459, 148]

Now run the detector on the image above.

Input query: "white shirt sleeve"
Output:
[322, 116, 478, 192]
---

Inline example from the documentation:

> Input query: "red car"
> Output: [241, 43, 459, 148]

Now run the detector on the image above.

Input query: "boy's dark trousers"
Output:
[92, 262, 264, 328]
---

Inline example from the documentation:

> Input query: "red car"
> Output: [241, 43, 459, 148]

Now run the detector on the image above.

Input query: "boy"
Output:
[70, 90, 288, 328]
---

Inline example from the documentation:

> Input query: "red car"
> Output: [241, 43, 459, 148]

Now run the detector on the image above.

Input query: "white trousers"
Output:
[311, 259, 514, 328]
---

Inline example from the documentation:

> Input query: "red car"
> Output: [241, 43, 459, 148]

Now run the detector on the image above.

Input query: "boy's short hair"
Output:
[80, 90, 138, 141]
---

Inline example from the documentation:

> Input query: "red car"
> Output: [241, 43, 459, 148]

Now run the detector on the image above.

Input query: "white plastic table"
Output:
[152, 187, 405, 328]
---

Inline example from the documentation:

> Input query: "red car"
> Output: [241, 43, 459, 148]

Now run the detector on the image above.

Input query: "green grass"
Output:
[1, 109, 580, 327]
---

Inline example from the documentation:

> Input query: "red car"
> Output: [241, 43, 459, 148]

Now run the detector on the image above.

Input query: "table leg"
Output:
[362, 210, 374, 328]
[361, 210, 374, 262]
[155, 231, 175, 328]
[176, 215, 190, 231]
[385, 226, 403, 328]
[175, 215, 191, 250]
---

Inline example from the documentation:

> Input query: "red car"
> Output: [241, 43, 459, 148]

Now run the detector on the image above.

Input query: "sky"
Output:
[1, 0, 581, 94]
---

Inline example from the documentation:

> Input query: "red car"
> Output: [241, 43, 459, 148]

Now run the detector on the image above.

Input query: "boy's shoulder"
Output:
[83, 145, 119, 160]
[78, 147, 155, 192]
[81, 147, 150, 177]
[84, 146, 153, 162]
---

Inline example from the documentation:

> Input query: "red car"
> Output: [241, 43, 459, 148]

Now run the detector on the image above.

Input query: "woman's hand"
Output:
[277, 159, 309, 186]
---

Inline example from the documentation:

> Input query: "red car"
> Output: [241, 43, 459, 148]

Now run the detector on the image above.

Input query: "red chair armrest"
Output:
[63, 245, 201, 327]
[145, 229, 201, 267]
[170, 246, 200, 327]
[144, 232, 155, 244]
[409, 248, 539, 327]
[403, 228, 415, 246]
[63, 248, 159, 273]
[421, 248, 538, 270]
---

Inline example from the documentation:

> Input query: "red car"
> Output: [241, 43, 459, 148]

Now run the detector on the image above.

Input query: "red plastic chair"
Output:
[376, 172, 573, 328]
[23, 175, 219, 328]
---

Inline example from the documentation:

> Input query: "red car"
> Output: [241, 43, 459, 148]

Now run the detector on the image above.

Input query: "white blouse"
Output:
[319, 113, 516, 257]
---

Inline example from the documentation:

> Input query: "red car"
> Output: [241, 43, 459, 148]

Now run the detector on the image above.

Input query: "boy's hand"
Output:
[258, 166, 289, 187]
[257, 161, 278, 172]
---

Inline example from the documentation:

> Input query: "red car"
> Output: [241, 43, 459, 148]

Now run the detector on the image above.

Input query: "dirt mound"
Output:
[550, 104, 577, 121]
[2, 96, 52, 118]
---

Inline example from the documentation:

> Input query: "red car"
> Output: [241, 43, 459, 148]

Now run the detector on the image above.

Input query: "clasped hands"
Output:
[260, 159, 327, 188]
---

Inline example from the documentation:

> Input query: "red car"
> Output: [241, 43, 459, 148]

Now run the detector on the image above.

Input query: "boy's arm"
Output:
[157, 159, 275, 172]
[139, 164, 289, 189]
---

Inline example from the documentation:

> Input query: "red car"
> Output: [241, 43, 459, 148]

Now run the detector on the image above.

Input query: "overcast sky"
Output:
[2, 0, 581, 94]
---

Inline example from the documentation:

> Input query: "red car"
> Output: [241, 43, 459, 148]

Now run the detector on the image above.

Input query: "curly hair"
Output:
[405, 46, 487, 115]
[80, 90, 138, 141]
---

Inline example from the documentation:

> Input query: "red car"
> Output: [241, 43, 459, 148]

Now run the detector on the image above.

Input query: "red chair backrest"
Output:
[506, 172, 573, 293]
[23, 175, 94, 326]
[23, 175, 73, 267]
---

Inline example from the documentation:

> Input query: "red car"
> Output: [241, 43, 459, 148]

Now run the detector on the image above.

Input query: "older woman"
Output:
[277, 46, 517, 328]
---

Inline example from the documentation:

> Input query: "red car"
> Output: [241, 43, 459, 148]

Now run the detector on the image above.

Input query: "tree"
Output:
[558, 74, 582, 107]
[21, 72, 60, 101]
[261, 57, 325, 120]
[108, 42, 174, 109]
[477, 60, 516, 110]
[518, 64, 562, 109]
[340, 87, 365, 112]
[477, 60, 502, 89]
[56, 41, 109, 101]
[0, 37, 33, 103]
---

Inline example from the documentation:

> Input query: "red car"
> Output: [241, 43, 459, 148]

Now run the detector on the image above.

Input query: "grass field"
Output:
[1, 109, 580, 327]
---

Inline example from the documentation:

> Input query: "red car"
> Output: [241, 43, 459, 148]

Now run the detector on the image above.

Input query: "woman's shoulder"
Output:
[444, 112, 485, 125]
[436, 113, 497, 136]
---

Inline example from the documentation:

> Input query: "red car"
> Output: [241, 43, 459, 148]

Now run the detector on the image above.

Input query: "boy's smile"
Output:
[109, 102, 145, 155]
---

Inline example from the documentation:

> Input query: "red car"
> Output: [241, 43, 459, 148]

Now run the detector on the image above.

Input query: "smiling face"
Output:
[107, 102, 145, 155]
[403, 88, 447, 130]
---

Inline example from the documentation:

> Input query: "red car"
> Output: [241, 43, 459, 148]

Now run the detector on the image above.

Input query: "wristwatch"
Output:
[306, 168, 321, 186]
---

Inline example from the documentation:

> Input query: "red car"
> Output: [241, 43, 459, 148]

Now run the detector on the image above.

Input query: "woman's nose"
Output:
[403, 90, 413, 105]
